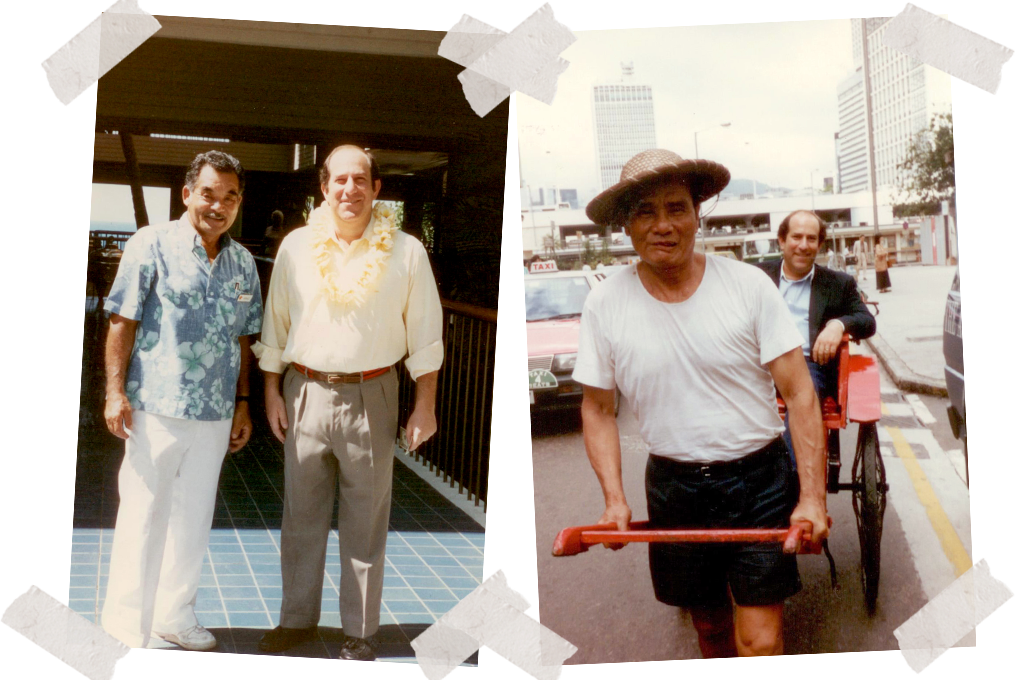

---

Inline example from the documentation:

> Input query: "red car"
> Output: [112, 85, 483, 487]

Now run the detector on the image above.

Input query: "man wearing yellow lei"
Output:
[254, 145, 444, 659]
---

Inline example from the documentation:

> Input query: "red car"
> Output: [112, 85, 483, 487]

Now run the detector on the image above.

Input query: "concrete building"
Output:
[835, 18, 952, 193]
[522, 192, 920, 266]
[590, 62, 657, 192]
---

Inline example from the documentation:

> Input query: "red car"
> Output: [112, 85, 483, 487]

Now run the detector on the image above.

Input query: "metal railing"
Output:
[90, 231, 132, 252]
[397, 299, 496, 510]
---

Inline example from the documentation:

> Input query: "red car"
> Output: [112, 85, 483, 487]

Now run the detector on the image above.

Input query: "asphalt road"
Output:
[530, 380, 963, 663]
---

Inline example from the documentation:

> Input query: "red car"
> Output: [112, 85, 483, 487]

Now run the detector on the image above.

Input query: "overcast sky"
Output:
[517, 19, 858, 202]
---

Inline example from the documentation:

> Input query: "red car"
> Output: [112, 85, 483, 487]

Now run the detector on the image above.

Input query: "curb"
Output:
[864, 334, 948, 397]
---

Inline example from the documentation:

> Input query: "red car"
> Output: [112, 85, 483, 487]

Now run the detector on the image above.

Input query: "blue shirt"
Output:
[105, 220, 263, 421]
[777, 262, 814, 356]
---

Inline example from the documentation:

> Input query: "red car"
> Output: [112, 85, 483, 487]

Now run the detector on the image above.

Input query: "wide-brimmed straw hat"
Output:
[586, 149, 731, 226]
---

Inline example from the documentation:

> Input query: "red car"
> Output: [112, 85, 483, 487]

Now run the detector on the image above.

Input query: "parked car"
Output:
[937, 274, 970, 487]
[525, 269, 604, 414]
[941, 138, 974, 491]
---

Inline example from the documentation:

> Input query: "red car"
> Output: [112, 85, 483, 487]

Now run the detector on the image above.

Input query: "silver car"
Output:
[941, 129, 974, 491]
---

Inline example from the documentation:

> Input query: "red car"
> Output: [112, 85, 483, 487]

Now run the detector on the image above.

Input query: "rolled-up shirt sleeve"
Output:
[256, 245, 292, 374]
[403, 242, 444, 381]
[104, 231, 154, 320]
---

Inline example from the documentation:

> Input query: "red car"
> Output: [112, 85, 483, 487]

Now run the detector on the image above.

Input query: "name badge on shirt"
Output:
[238, 294, 253, 303]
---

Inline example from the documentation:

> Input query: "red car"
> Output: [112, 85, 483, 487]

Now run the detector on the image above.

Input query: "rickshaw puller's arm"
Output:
[582, 385, 630, 549]
[768, 347, 829, 551]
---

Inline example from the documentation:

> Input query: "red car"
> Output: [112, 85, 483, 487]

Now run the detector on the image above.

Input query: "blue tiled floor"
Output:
[71, 424, 484, 662]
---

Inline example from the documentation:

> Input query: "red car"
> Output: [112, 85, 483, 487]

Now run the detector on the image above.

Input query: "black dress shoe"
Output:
[257, 626, 318, 653]
[339, 636, 377, 661]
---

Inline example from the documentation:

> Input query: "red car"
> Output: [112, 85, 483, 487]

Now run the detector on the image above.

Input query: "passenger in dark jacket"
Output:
[758, 210, 876, 461]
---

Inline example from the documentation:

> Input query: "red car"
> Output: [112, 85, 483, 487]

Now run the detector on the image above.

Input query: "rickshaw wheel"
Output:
[852, 422, 886, 615]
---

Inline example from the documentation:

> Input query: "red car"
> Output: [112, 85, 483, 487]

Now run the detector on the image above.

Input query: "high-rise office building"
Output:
[836, 69, 870, 193]
[835, 18, 951, 193]
[591, 62, 657, 192]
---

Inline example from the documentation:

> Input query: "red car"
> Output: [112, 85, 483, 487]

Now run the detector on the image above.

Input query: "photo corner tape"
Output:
[411, 570, 577, 680]
[40, 0, 161, 107]
[439, 3, 576, 117]
[883, 4, 1014, 94]
[893, 559, 1013, 672]
[0, 584, 130, 680]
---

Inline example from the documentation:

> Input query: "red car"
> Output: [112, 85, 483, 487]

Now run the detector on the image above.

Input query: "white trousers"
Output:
[101, 411, 231, 647]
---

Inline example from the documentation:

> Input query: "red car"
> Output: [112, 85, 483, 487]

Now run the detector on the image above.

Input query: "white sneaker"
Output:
[156, 625, 217, 651]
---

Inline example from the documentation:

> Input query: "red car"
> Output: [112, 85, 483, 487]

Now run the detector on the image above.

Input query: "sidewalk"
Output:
[853, 263, 956, 396]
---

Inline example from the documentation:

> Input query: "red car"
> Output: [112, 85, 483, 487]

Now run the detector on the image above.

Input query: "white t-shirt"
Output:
[573, 256, 803, 463]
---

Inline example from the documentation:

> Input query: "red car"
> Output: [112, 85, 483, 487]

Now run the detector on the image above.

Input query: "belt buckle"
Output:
[700, 464, 711, 478]
[326, 373, 343, 384]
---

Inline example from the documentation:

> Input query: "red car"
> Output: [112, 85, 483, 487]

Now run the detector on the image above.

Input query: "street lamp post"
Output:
[693, 122, 732, 252]
[812, 168, 838, 267]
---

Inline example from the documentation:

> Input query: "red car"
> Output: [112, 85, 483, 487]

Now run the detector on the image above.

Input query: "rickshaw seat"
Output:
[777, 336, 851, 430]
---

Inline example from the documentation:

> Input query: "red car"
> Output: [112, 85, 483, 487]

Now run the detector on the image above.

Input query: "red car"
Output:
[525, 269, 604, 413]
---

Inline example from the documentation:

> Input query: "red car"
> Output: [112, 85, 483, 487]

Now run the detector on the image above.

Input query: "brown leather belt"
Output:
[291, 363, 391, 384]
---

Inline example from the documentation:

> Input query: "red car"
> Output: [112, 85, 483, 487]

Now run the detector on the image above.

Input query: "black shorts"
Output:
[645, 438, 802, 608]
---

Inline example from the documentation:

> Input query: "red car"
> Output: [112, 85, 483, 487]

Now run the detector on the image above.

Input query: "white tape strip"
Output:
[881, 0, 1015, 50]
[883, 4, 1013, 94]
[42, 0, 161, 105]
[439, 4, 576, 117]
[881, 0, 1015, 95]
[411, 570, 577, 680]
[894, 559, 1012, 672]
[2, 586, 130, 680]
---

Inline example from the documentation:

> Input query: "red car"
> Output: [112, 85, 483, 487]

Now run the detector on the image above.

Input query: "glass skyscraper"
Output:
[591, 63, 658, 193]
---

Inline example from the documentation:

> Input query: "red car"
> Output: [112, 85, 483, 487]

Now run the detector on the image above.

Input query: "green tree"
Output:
[420, 201, 437, 253]
[542, 234, 562, 259]
[578, 237, 614, 269]
[894, 113, 955, 217]
[597, 237, 613, 266]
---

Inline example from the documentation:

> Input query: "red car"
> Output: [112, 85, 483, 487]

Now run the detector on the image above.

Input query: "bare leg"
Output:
[734, 603, 785, 656]
[689, 600, 737, 658]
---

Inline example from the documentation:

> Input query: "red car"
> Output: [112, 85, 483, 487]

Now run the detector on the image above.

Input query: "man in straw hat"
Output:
[573, 149, 829, 657]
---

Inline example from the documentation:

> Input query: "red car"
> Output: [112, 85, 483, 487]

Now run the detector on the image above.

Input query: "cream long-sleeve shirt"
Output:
[256, 216, 444, 380]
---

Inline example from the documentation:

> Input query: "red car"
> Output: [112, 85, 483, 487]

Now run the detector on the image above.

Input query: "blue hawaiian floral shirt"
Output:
[105, 220, 263, 421]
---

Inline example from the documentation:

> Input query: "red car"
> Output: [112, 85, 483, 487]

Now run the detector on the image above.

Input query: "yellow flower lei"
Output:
[308, 203, 399, 307]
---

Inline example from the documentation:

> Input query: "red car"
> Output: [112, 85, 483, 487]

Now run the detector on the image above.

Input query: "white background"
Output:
[5, 0, 1006, 677]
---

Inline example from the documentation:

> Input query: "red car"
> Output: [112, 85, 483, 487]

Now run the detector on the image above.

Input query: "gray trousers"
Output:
[279, 368, 398, 637]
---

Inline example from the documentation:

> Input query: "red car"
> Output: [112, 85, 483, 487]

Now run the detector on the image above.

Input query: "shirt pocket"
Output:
[230, 286, 254, 335]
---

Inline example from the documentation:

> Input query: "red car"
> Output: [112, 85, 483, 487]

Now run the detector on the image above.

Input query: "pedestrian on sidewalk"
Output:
[101, 151, 262, 651]
[575, 148, 828, 659]
[854, 237, 869, 281]
[874, 235, 892, 292]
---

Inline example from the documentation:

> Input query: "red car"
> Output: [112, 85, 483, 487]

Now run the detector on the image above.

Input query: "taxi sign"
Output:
[529, 368, 558, 389]
[529, 260, 558, 273]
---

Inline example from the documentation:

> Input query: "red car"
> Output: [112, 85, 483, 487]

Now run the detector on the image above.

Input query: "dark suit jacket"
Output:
[758, 259, 876, 349]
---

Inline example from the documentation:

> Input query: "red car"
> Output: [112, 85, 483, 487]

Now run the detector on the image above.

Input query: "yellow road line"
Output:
[886, 426, 972, 577]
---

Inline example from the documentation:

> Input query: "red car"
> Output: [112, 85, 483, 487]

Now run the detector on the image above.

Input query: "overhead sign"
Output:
[529, 260, 558, 273]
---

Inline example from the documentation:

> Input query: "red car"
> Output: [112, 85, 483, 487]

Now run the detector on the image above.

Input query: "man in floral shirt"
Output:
[101, 151, 263, 651]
